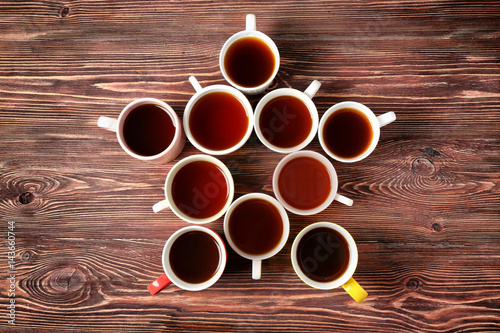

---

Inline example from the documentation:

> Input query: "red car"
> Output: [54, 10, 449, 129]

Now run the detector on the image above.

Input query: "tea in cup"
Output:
[291, 222, 368, 303]
[153, 155, 234, 224]
[220, 14, 280, 95]
[184, 76, 254, 155]
[148, 225, 227, 294]
[254, 80, 321, 153]
[223, 193, 289, 280]
[273, 151, 353, 215]
[97, 98, 185, 163]
[319, 101, 396, 162]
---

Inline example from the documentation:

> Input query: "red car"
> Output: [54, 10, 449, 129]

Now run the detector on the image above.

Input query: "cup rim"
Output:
[219, 30, 280, 94]
[183, 84, 254, 155]
[223, 192, 290, 261]
[254, 88, 319, 154]
[272, 150, 338, 215]
[291, 222, 358, 290]
[164, 154, 235, 224]
[162, 225, 227, 291]
[116, 97, 183, 161]
[318, 101, 381, 163]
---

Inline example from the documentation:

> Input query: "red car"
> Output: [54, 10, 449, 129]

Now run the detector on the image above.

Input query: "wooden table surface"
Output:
[1, 1, 499, 332]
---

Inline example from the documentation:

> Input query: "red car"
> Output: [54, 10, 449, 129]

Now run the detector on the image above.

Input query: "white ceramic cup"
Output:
[152, 154, 234, 224]
[254, 80, 321, 153]
[273, 150, 353, 215]
[291, 222, 367, 303]
[183, 76, 254, 155]
[319, 101, 396, 163]
[219, 14, 280, 95]
[223, 193, 289, 280]
[97, 98, 185, 163]
[148, 226, 227, 294]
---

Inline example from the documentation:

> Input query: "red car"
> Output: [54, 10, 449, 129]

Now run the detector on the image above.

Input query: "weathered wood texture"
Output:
[1, 0, 499, 332]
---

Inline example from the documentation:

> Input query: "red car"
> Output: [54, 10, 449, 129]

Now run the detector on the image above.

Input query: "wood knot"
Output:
[19, 192, 34, 204]
[61, 7, 69, 17]
[422, 147, 441, 157]
[22, 263, 103, 306]
[406, 278, 421, 291]
[432, 223, 442, 232]
[50, 267, 86, 293]
[21, 251, 32, 261]
[411, 157, 436, 176]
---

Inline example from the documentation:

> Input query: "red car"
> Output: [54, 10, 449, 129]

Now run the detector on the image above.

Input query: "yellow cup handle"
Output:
[342, 277, 368, 303]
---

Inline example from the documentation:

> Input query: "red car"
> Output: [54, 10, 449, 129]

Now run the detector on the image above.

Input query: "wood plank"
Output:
[0, 0, 499, 331]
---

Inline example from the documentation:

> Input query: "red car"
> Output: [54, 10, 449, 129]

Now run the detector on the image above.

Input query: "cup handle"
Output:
[147, 273, 172, 295]
[377, 112, 396, 128]
[252, 259, 261, 280]
[153, 199, 170, 213]
[334, 193, 353, 206]
[342, 277, 368, 303]
[189, 76, 203, 93]
[246, 14, 256, 31]
[97, 116, 118, 132]
[303, 80, 321, 99]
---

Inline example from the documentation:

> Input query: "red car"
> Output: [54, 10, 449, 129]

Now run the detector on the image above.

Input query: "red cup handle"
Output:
[148, 273, 172, 295]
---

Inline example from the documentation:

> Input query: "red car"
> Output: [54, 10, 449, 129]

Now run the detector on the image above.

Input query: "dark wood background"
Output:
[1, 0, 499, 332]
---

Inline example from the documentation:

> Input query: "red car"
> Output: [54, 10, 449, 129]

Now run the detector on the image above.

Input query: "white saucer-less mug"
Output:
[319, 101, 396, 163]
[220, 14, 280, 95]
[97, 98, 185, 163]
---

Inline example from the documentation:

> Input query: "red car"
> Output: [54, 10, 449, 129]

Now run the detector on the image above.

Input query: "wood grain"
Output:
[1, 0, 499, 332]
